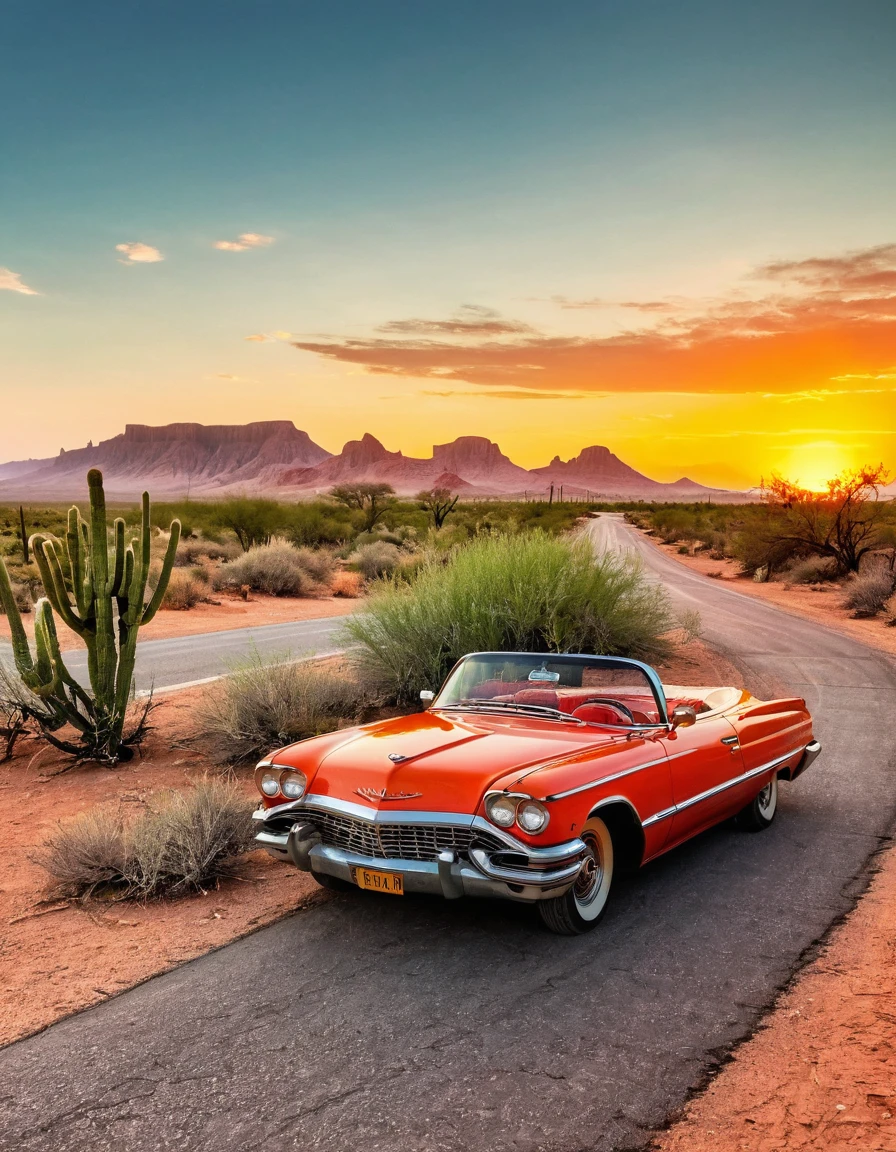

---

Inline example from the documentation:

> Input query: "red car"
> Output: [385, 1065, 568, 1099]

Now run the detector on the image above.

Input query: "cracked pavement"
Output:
[1, 514, 895, 1152]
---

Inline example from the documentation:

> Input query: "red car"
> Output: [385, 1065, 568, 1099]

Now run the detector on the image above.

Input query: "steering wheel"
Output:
[571, 697, 636, 723]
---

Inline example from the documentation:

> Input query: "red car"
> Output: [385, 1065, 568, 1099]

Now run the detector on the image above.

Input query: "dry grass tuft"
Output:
[330, 570, 363, 598]
[34, 779, 254, 900]
[195, 654, 371, 765]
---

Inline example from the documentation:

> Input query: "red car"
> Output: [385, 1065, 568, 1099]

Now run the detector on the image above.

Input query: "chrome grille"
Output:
[299, 808, 505, 862]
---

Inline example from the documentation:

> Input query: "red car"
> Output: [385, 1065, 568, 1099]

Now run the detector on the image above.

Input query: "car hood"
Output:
[279, 709, 622, 815]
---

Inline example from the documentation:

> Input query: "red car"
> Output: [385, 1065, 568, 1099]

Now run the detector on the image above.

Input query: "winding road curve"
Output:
[1, 515, 895, 1152]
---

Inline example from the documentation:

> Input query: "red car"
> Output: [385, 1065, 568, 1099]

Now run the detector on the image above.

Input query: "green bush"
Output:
[346, 531, 673, 704]
[196, 654, 370, 765]
[34, 779, 255, 900]
[215, 539, 310, 596]
[350, 540, 403, 580]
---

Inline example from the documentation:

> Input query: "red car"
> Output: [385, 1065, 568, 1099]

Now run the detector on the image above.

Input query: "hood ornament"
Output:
[355, 787, 422, 803]
[388, 753, 408, 762]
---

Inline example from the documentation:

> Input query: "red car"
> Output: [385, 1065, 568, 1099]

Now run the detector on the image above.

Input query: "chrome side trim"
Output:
[542, 748, 695, 803]
[641, 746, 806, 827]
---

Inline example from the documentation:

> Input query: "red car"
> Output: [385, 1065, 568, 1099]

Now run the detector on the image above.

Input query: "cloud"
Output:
[0, 268, 39, 295]
[553, 295, 681, 313]
[421, 389, 590, 401]
[116, 242, 163, 264]
[214, 233, 274, 252]
[291, 243, 896, 396]
[243, 330, 292, 342]
[379, 305, 535, 337]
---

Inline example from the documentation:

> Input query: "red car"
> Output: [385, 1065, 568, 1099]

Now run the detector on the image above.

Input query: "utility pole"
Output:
[549, 483, 554, 505]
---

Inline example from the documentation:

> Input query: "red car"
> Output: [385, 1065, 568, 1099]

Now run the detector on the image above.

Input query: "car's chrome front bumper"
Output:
[252, 803, 586, 904]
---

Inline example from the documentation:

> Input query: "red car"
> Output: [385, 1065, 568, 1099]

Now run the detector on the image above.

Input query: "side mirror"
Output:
[670, 704, 697, 730]
[419, 690, 435, 703]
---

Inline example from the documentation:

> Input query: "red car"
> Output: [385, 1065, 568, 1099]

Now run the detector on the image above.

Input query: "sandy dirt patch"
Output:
[0, 686, 321, 1048]
[647, 536, 896, 659]
[653, 840, 896, 1152]
[0, 591, 360, 653]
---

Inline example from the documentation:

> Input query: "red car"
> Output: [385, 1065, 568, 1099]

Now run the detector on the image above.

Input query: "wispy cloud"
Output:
[214, 233, 274, 252]
[291, 243, 896, 396]
[422, 388, 591, 401]
[0, 268, 39, 295]
[244, 330, 292, 343]
[116, 242, 164, 264]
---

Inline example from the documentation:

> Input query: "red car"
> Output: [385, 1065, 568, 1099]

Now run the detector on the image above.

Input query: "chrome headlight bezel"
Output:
[484, 791, 550, 836]
[278, 768, 308, 800]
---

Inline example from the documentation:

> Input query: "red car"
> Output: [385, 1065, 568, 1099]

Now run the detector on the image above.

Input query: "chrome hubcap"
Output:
[574, 836, 601, 903]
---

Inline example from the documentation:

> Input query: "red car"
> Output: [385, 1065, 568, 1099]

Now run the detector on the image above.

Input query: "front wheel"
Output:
[735, 775, 778, 832]
[538, 816, 614, 935]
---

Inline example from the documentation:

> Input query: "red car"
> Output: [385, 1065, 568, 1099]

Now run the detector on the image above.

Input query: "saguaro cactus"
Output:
[0, 469, 180, 763]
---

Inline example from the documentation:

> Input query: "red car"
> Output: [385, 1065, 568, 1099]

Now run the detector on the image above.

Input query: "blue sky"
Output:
[2, 0, 895, 486]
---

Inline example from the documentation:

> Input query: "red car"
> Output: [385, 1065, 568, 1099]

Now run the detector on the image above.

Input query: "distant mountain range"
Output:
[0, 421, 742, 501]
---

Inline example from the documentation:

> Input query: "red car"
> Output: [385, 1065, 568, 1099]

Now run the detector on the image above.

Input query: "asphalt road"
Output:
[0, 615, 348, 692]
[2, 515, 895, 1152]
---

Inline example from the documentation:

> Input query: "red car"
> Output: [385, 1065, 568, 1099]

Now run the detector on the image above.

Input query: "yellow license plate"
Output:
[351, 866, 404, 895]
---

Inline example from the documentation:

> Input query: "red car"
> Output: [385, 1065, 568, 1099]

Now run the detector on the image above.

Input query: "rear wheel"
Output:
[538, 816, 614, 935]
[735, 775, 778, 832]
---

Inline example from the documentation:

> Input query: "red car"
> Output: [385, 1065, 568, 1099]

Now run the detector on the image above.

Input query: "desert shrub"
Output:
[331, 570, 363, 598]
[346, 531, 674, 705]
[175, 537, 241, 566]
[34, 779, 254, 900]
[350, 541, 403, 580]
[0, 580, 32, 614]
[784, 555, 841, 584]
[841, 570, 895, 617]
[215, 539, 310, 597]
[196, 655, 370, 765]
[291, 546, 337, 586]
[352, 529, 405, 549]
[161, 567, 210, 610]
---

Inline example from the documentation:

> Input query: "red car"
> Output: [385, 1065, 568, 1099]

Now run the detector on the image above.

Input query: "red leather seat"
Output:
[571, 703, 632, 725]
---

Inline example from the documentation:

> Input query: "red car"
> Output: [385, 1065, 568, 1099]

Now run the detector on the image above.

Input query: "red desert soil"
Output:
[653, 843, 896, 1152]
[647, 535, 896, 659]
[0, 686, 321, 1048]
[0, 591, 359, 653]
[0, 637, 731, 1048]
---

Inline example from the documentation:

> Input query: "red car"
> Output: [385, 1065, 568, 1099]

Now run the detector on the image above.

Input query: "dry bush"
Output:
[292, 546, 337, 586]
[34, 779, 254, 900]
[161, 567, 210, 610]
[175, 537, 241, 566]
[785, 555, 841, 585]
[0, 580, 33, 614]
[841, 570, 895, 617]
[215, 539, 310, 597]
[196, 655, 370, 765]
[331, 570, 363, 598]
[350, 540, 403, 580]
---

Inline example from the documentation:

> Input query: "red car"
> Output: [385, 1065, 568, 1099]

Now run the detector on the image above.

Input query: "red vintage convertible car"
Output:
[253, 652, 820, 934]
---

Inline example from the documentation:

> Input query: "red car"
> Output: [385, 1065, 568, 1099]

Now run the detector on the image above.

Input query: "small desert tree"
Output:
[760, 464, 892, 574]
[417, 487, 460, 529]
[213, 497, 285, 551]
[329, 483, 396, 532]
[0, 469, 180, 764]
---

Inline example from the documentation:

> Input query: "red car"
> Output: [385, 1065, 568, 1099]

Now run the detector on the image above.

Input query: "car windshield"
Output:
[431, 653, 666, 727]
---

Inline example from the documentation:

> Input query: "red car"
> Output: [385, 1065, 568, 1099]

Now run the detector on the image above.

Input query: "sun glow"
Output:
[781, 442, 854, 492]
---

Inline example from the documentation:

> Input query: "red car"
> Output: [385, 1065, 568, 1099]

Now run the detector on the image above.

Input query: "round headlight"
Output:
[517, 801, 549, 834]
[279, 769, 307, 800]
[485, 794, 517, 828]
[260, 771, 281, 797]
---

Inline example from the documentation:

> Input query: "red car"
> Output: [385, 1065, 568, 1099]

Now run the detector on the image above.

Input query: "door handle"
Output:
[720, 735, 740, 746]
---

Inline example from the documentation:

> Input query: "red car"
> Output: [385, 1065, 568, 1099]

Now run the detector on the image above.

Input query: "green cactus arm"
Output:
[32, 601, 94, 720]
[109, 518, 126, 597]
[66, 507, 91, 618]
[141, 519, 181, 625]
[0, 555, 35, 674]
[31, 536, 85, 636]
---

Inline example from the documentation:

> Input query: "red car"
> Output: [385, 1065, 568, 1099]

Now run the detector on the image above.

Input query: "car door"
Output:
[660, 716, 746, 846]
